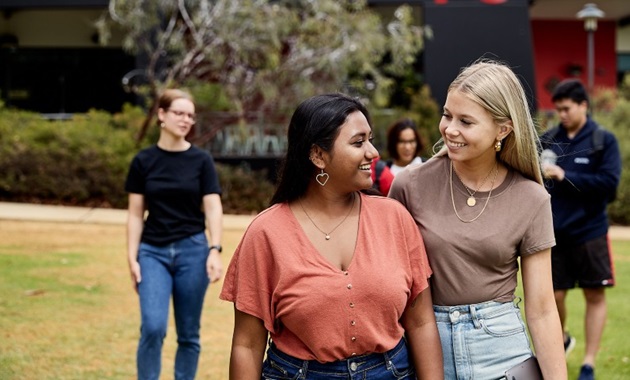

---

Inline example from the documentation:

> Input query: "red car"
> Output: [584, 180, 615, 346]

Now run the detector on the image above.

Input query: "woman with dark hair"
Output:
[386, 118, 425, 176]
[220, 93, 442, 379]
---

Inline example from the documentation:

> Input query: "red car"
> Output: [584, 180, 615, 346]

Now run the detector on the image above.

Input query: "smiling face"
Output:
[157, 98, 196, 139]
[439, 90, 505, 164]
[317, 111, 379, 192]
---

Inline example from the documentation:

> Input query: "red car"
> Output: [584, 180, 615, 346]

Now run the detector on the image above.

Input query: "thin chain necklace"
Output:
[299, 193, 356, 240]
[450, 160, 498, 223]
[453, 163, 496, 207]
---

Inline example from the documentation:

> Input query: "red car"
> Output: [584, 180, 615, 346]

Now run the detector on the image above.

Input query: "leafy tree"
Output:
[96, 0, 423, 145]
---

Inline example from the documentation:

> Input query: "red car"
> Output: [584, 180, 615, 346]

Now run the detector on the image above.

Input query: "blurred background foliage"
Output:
[1, 77, 629, 222]
[1, 0, 628, 222]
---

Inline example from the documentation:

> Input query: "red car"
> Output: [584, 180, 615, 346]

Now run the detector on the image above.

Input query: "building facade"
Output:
[0, 0, 628, 114]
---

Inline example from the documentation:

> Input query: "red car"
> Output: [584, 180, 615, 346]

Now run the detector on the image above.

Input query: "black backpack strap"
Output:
[592, 126, 605, 153]
[373, 159, 388, 191]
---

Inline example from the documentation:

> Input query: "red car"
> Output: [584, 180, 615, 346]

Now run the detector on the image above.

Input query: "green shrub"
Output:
[0, 108, 138, 208]
[0, 105, 275, 214]
[216, 162, 275, 215]
[593, 95, 630, 225]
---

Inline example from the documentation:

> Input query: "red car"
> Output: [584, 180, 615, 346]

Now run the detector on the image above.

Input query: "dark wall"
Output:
[0, 0, 108, 8]
[422, 0, 537, 112]
[0, 48, 136, 113]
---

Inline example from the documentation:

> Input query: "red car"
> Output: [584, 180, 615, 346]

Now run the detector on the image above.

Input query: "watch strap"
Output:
[209, 245, 222, 253]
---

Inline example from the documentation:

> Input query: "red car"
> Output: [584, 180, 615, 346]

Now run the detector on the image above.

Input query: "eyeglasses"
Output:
[167, 109, 196, 123]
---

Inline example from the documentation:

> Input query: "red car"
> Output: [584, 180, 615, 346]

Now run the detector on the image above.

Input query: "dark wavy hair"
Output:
[386, 118, 423, 160]
[551, 79, 589, 105]
[270, 93, 370, 205]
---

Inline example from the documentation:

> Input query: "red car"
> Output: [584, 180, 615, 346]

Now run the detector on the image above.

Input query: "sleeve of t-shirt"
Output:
[396, 202, 432, 306]
[219, 210, 276, 333]
[200, 153, 222, 195]
[520, 194, 556, 256]
[124, 155, 145, 194]
[388, 169, 411, 207]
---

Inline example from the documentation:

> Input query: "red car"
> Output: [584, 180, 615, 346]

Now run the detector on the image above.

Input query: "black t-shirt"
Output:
[125, 145, 222, 246]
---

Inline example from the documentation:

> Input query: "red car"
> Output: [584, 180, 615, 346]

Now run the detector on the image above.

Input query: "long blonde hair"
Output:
[435, 60, 543, 185]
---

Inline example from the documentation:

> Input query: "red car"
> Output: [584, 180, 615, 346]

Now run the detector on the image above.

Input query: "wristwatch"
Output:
[209, 245, 222, 253]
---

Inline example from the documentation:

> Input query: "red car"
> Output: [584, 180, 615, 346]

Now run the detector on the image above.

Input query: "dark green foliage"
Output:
[216, 163, 275, 215]
[0, 108, 138, 208]
[0, 105, 275, 214]
[592, 95, 630, 225]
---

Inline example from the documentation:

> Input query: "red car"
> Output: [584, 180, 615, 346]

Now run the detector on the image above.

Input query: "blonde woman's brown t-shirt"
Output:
[389, 156, 555, 306]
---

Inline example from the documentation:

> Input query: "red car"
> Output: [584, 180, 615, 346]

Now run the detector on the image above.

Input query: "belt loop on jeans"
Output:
[470, 305, 482, 329]
[299, 361, 308, 379]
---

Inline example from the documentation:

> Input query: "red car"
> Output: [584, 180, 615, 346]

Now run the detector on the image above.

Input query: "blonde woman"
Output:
[389, 60, 567, 379]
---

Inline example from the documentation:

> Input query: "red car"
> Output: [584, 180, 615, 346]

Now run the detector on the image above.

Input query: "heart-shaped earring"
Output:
[315, 169, 329, 187]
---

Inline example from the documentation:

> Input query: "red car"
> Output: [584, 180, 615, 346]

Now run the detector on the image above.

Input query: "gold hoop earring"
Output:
[494, 139, 502, 152]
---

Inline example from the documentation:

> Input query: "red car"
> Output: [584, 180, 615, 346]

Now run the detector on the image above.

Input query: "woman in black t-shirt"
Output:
[125, 89, 223, 380]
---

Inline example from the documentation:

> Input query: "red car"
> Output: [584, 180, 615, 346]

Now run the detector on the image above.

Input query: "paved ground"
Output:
[1, 201, 630, 240]
[0, 201, 255, 231]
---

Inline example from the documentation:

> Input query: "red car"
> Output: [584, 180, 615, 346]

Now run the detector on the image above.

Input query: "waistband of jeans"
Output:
[267, 337, 406, 372]
[433, 300, 518, 321]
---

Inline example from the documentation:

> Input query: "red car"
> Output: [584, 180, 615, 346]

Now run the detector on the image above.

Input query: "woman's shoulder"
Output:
[245, 203, 291, 233]
[360, 192, 413, 217]
[134, 144, 158, 156]
[509, 169, 550, 201]
[186, 145, 213, 159]
[394, 156, 446, 186]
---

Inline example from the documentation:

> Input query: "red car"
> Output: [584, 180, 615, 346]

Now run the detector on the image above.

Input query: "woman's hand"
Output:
[128, 260, 141, 293]
[206, 249, 223, 282]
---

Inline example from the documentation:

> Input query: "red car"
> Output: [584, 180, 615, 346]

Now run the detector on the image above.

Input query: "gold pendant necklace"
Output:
[453, 162, 496, 207]
[299, 193, 356, 240]
[450, 161, 498, 223]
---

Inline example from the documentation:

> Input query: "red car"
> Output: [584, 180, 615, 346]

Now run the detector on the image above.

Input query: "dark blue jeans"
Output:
[136, 232, 209, 380]
[261, 338, 414, 379]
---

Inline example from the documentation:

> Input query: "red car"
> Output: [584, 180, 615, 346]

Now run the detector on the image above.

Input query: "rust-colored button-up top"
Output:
[220, 193, 432, 363]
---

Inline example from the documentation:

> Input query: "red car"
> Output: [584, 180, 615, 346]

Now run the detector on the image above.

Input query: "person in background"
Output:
[220, 93, 443, 379]
[370, 156, 395, 195]
[125, 89, 224, 380]
[386, 118, 426, 176]
[541, 79, 621, 380]
[389, 60, 567, 379]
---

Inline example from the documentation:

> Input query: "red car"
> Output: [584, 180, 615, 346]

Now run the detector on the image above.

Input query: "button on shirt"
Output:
[220, 194, 432, 362]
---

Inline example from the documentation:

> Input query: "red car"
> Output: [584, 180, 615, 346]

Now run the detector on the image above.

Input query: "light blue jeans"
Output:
[136, 232, 209, 380]
[434, 300, 533, 380]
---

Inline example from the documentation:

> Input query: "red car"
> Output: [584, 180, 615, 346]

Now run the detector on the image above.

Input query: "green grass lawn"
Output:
[516, 239, 630, 379]
[567, 240, 630, 379]
[1, 220, 629, 379]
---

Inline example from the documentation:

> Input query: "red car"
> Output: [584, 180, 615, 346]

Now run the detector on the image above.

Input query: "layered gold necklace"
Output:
[450, 161, 498, 223]
[453, 163, 496, 207]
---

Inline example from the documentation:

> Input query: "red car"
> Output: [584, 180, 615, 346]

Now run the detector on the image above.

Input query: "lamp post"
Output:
[577, 3, 604, 93]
